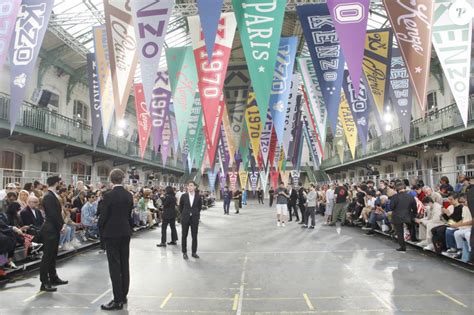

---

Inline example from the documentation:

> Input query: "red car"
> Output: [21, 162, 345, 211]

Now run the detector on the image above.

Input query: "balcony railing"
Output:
[321, 97, 474, 170]
[0, 93, 183, 172]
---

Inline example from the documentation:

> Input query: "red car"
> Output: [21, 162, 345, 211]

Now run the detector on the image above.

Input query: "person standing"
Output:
[325, 184, 335, 225]
[287, 185, 299, 222]
[330, 182, 348, 226]
[180, 181, 202, 260]
[465, 177, 474, 263]
[233, 189, 241, 214]
[276, 183, 289, 227]
[258, 189, 264, 204]
[297, 183, 307, 224]
[302, 184, 317, 229]
[157, 186, 178, 247]
[268, 187, 274, 207]
[99, 169, 134, 310]
[390, 182, 417, 252]
[222, 186, 231, 215]
[39, 175, 67, 292]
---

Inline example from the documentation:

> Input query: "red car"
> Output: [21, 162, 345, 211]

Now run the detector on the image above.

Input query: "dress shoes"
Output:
[167, 242, 177, 245]
[192, 253, 200, 259]
[396, 247, 406, 252]
[101, 300, 123, 311]
[40, 283, 57, 292]
[156, 243, 166, 247]
[50, 278, 68, 286]
[183, 253, 189, 260]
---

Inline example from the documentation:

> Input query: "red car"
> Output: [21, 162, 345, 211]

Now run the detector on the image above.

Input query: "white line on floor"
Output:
[23, 291, 45, 302]
[303, 293, 315, 310]
[449, 263, 474, 274]
[90, 288, 111, 304]
[232, 294, 239, 311]
[436, 290, 468, 308]
[160, 291, 173, 309]
[236, 255, 248, 315]
[371, 292, 394, 311]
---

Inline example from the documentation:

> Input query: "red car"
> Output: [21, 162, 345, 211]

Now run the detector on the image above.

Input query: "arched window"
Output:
[71, 161, 91, 182]
[73, 100, 89, 125]
[1, 151, 23, 170]
[97, 166, 110, 177]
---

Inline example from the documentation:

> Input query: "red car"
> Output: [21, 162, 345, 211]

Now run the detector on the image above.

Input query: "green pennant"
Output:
[185, 93, 203, 164]
[165, 47, 198, 147]
[232, 0, 287, 127]
[193, 120, 206, 170]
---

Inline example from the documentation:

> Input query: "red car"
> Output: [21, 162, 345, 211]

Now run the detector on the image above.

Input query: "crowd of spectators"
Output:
[0, 179, 215, 277]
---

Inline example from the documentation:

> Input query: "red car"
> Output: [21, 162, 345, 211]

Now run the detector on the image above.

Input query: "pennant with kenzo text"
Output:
[260, 110, 273, 169]
[229, 171, 238, 191]
[93, 25, 115, 143]
[327, 0, 369, 95]
[86, 53, 103, 151]
[432, 0, 472, 127]
[269, 37, 298, 144]
[338, 92, 358, 159]
[383, 0, 434, 113]
[301, 88, 323, 164]
[149, 70, 172, 153]
[0, 0, 21, 70]
[9, 0, 54, 133]
[363, 28, 393, 118]
[103, 0, 138, 121]
[197, 0, 225, 61]
[166, 47, 199, 147]
[222, 106, 236, 165]
[133, 83, 152, 159]
[296, 3, 345, 133]
[259, 170, 269, 193]
[131, 0, 173, 110]
[233, 0, 287, 127]
[389, 48, 413, 144]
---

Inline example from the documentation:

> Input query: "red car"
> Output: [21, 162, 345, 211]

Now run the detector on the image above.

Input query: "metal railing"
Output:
[321, 97, 474, 170]
[0, 93, 184, 172]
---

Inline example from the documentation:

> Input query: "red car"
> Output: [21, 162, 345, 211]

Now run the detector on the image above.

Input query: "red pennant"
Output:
[134, 83, 152, 159]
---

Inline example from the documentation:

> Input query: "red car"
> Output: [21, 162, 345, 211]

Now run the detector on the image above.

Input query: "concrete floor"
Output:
[0, 200, 473, 315]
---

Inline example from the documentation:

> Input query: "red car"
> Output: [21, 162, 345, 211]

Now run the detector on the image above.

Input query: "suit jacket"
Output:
[41, 190, 64, 234]
[289, 189, 298, 205]
[20, 206, 44, 228]
[390, 192, 417, 224]
[98, 186, 134, 239]
[162, 194, 177, 220]
[179, 192, 202, 220]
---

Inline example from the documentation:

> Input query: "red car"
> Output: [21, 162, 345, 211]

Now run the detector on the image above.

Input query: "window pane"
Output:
[14, 154, 22, 170]
[1, 151, 13, 169]
[50, 163, 58, 173]
[42, 162, 48, 172]
[456, 156, 466, 166]
[467, 155, 474, 169]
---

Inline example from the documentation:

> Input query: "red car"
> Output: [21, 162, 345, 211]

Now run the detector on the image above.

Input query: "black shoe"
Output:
[123, 298, 127, 304]
[156, 243, 166, 247]
[396, 247, 406, 252]
[301, 225, 308, 228]
[40, 283, 57, 292]
[366, 230, 375, 235]
[167, 242, 177, 245]
[192, 253, 200, 259]
[328, 223, 336, 226]
[101, 300, 123, 310]
[309, 226, 315, 229]
[183, 253, 189, 260]
[298, 222, 304, 225]
[50, 278, 68, 286]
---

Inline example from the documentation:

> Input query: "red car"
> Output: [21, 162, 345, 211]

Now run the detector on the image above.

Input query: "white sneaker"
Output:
[71, 239, 81, 248]
[277, 222, 281, 227]
[58, 245, 65, 251]
[282, 223, 286, 227]
[65, 243, 75, 251]
[423, 243, 434, 251]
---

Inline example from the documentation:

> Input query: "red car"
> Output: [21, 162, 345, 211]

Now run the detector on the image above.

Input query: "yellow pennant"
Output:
[334, 120, 345, 163]
[245, 92, 262, 160]
[338, 92, 358, 159]
[222, 106, 236, 165]
[238, 171, 249, 189]
[277, 148, 285, 171]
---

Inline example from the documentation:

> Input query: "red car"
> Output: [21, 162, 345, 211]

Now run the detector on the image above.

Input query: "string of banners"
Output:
[3, 0, 472, 189]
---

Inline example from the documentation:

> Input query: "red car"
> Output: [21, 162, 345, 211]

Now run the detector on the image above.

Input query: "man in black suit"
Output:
[466, 177, 474, 263]
[390, 182, 417, 252]
[287, 185, 299, 222]
[39, 176, 68, 292]
[98, 169, 134, 310]
[20, 196, 44, 229]
[180, 181, 202, 260]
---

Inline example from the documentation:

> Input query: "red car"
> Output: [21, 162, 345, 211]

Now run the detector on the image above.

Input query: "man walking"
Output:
[180, 181, 202, 260]
[276, 183, 289, 227]
[39, 175, 68, 292]
[390, 182, 417, 252]
[99, 169, 134, 310]
[223, 186, 231, 215]
[330, 182, 348, 226]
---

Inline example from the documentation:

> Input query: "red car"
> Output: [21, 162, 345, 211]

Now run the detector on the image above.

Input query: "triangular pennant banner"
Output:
[282, 75, 301, 158]
[150, 71, 172, 153]
[334, 120, 346, 163]
[238, 170, 249, 189]
[208, 169, 218, 192]
[245, 91, 262, 161]
[197, 0, 225, 61]
[86, 53, 103, 150]
[338, 92, 358, 159]
[0, 0, 21, 70]
[133, 83, 152, 159]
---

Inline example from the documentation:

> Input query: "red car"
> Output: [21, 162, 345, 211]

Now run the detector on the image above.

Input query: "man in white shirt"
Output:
[325, 184, 335, 225]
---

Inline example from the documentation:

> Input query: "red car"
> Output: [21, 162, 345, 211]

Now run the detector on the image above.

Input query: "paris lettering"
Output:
[362, 58, 385, 96]
[111, 18, 136, 71]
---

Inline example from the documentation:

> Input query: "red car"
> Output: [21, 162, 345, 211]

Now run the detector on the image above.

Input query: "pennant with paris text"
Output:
[290, 170, 300, 186]
[185, 94, 203, 165]
[208, 169, 218, 192]
[249, 171, 258, 192]
[229, 171, 238, 191]
[269, 36, 298, 144]
[327, 0, 369, 95]
[383, 0, 434, 114]
[233, 0, 287, 127]
[282, 75, 301, 158]
[389, 48, 413, 144]
[259, 170, 269, 193]
[103, 0, 138, 121]
[296, 3, 345, 133]
[298, 57, 328, 156]
[224, 63, 251, 148]
[270, 168, 279, 190]
[338, 92, 358, 159]
[239, 170, 249, 190]
[166, 47, 199, 147]
[131, 0, 173, 110]
[302, 115, 320, 170]
[9, 0, 54, 133]
[0, 0, 21, 70]
[197, 0, 225, 61]
[133, 83, 152, 159]
[188, 12, 237, 161]
[93, 26, 115, 143]
[342, 70, 371, 151]
[301, 88, 323, 164]
[86, 53, 103, 151]
[363, 28, 393, 118]
[222, 106, 236, 165]
[149, 71, 172, 153]
[245, 91, 262, 161]
[334, 119, 346, 163]
[432, 0, 472, 127]
[160, 115, 172, 166]
[260, 110, 273, 169]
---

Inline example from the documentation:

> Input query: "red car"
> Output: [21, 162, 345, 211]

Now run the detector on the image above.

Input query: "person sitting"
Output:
[454, 228, 471, 261]
[81, 193, 99, 240]
[430, 193, 464, 253]
[20, 196, 44, 229]
[416, 197, 444, 250]
[365, 195, 391, 235]
[59, 203, 81, 251]
[443, 195, 471, 257]
[138, 189, 155, 228]
[361, 191, 376, 227]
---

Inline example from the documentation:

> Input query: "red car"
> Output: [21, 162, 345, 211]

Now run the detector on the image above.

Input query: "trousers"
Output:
[305, 206, 316, 227]
[332, 203, 347, 224]
[223, 201, 230, 214]
[105, 236, 131, 303]
[181, 215, 199, 254]
[161, 218, 178, 244]
[39, 230, 59, 283]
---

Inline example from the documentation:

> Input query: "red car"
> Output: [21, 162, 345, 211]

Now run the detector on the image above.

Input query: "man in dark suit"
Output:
[466, 177, 474, 263]
[39, 176, 67, 292]
[20, 196, 44, 229]
[287, 185, 299, 222]
[98, 169, 134, 310]
[180, 180, 202, 260]
[390, 182, 417, 252]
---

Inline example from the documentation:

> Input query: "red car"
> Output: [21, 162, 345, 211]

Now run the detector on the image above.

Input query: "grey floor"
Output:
[1, 200, 473, 315]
